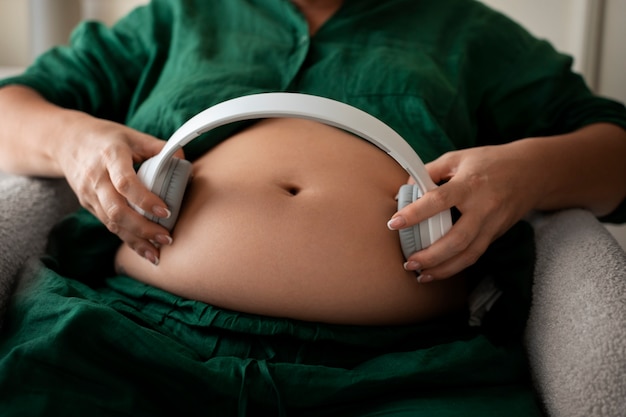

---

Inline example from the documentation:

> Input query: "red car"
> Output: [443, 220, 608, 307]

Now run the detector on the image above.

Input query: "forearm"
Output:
[516, 123, 626, 217]
[0, 85, 92, 177]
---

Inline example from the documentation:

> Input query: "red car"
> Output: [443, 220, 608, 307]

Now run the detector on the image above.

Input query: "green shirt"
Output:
[4, 0, 626, 163]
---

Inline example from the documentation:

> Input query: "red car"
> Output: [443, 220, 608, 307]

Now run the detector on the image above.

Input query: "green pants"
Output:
[0, 261, 543, 416]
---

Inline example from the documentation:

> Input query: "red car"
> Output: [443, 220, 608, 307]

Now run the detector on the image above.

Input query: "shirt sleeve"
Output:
[0, 1, 172, 123]
[466, 8, 626, 222]
[468, 9, 626, 144]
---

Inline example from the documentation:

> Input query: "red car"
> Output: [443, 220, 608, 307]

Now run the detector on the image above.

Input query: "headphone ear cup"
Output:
[155, 158, 192, 231]
[397, 184, 423, 259]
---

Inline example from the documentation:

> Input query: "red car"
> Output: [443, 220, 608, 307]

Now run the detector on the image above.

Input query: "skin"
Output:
[291, 0, 344, 34]
[0, 0, 625, 284]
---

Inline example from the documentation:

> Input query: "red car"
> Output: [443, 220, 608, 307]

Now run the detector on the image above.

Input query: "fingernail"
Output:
[417, 274, 434, 284]
[144, 250, 160, 266]
[387, 216, 406, 230]
[155, 234, 173, 246]
[403, 261, 421, 271]
[152, 206, 171, 219]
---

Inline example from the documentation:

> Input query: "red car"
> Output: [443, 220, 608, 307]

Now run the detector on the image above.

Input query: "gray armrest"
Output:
[0, 175, 78, 321]
[526, 209, 626, 417]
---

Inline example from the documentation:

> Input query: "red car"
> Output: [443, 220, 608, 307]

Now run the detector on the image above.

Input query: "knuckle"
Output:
[466, 172, 486, 190]
[446, 229, 472, 254]
[463, 173, 490, 202]
[133, 193, 150, 211]
[81, 165, 98, 182]
[105, 202, 125, 224]
[111, 173, 131, 194]
[76, 194, 90, 209]
[80, 167, 107, 194]
[100, 142, 121, 162]
[75, 183, 90, 197]
[105, 219, 120, 234]
[126, 239, 145, 253]
[428, 187, 452, 210]
[99, 143, 128, 171]
[415, 249, 439, 269]
[117, 228, 149, 251]
[462, 248, 482, 267]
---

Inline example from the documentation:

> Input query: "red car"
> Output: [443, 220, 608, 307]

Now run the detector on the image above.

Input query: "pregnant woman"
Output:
[0, 0, 624, 415]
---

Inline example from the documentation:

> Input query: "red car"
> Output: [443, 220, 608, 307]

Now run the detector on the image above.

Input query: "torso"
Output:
[115, 118, 466, 325]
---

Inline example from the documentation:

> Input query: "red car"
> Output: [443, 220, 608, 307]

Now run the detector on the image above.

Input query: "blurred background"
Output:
[0, 0, 624, 248]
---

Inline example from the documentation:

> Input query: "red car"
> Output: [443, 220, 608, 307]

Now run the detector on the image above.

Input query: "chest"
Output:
[127, 1, 478, 160]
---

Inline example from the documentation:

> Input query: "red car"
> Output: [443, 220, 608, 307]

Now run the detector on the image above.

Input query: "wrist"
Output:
[49, 109, 100, 177]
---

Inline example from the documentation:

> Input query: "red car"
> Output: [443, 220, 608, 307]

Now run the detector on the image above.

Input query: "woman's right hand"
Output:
[55, 115, 176, 266]
[0, 85, 177, 265]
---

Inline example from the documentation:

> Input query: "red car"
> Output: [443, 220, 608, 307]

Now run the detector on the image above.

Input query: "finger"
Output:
[115, 227, 162, 266]
[388, 180, 464, 230]
[128, 131, 186, 162]
[425, 152, 458, 184]
[90, 179, 172, 259]
[101, 208, 167, 266]
[413, 231, 493, 282]
[404, 212, 479, 269]
[404, 209, 504, 281]
[102, 143, 172, 219]
[127, 131, 169, 162]
[100, 189, 171, 243]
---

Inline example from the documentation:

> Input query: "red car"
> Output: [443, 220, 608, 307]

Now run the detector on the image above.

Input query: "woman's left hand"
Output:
[387, 143, 542, 283]
[388, 123, 626, 283]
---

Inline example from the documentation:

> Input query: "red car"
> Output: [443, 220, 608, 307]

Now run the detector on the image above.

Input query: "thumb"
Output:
[129, 131, 185, 162]
[425, 152, 458, 184]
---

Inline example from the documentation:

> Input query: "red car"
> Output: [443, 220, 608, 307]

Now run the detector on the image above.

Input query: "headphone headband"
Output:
[144, 92, 438, 194]
[138, 92, 451, 245]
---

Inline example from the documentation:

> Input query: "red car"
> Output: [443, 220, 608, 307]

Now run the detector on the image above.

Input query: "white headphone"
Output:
[135, 92, 452, 258]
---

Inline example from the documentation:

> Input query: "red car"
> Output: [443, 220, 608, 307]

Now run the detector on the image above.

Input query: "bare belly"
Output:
[115, 118, 466, 325]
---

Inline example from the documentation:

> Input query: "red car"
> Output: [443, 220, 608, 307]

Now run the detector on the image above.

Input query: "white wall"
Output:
[0, 0, 147, 66]
[81, 0, 147, 24]
[0, 0, 30, 66]
[596, 0, 626, 249]
[597, 0, 626, 102]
